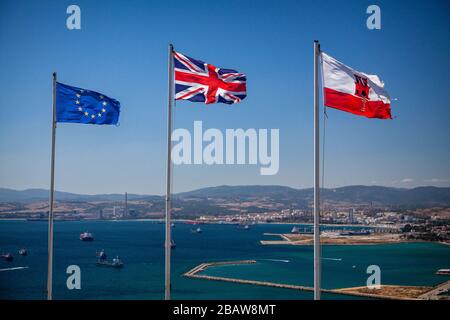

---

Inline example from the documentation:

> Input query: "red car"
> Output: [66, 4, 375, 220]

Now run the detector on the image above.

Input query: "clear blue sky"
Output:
[0, 0, 449, 195]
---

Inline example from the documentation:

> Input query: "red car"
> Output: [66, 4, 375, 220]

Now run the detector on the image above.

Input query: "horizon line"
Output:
[1, 183, 448, 197]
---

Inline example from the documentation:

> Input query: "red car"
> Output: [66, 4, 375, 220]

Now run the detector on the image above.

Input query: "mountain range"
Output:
[1, 185, 450, 208]
[0, 188, 153, 202]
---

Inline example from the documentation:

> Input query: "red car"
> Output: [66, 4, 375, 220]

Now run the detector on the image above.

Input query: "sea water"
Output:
[0, 220, 448, 300]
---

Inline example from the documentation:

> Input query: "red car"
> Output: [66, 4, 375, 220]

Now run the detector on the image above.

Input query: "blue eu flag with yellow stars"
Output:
[56, 82, 120, 125]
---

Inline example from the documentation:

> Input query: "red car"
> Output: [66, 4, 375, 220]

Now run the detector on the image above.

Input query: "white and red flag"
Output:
[321, 52, 392, 119]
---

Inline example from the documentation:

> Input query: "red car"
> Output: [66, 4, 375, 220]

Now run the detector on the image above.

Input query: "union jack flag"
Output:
[173, 51, 247, 105]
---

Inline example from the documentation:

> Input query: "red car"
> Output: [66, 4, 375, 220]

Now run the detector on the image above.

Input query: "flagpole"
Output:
[313, 40, 321, 300]
[47, 72, 57, 300]
[165, 44, 174, 300]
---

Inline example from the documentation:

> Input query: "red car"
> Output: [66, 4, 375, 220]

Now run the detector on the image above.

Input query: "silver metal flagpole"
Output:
[165, 44, 174, 300]
[313, 40, 321, 300]
[47, 72, 57, 300]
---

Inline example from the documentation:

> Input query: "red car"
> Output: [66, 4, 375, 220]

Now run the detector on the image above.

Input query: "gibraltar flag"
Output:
[321, 52, 392, 119]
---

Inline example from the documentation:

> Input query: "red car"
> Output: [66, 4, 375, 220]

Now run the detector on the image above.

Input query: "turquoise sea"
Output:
[0, 220, 449, 300]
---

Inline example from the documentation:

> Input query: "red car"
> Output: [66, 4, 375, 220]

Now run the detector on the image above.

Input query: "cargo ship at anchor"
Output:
[80, 232, 94, 241]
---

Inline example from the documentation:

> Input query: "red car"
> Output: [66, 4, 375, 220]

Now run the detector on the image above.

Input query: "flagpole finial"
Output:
[314, 40, 321, 52]
[52, 72, 56, 79]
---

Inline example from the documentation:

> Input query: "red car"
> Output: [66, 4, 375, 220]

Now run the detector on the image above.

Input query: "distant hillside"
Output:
[0, 188, 153, 202]
[177, 185, 450, 208]
[1, 185, 450, 208]
[317, 186, 450, 207]
[177, 185, 299, 199]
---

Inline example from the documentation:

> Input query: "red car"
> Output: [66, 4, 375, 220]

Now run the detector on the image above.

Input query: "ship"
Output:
[18, 249, 27, 256]
[80, 232, 94, 241]
[110, 256, 124, 268]
[96, 256, 123, 268]
[291, 226, 313, 234]
[436, 269, 450, 276]
[191, 227, 202, 234]
[96, 249, 107, 260]
[95, 250, 123, 268]
[1, 253, 13, 261]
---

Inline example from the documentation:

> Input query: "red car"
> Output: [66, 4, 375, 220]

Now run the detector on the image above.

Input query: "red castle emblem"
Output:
[354, 74, 370, 111]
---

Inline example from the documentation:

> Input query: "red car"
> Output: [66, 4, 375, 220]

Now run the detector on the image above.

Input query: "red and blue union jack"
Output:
[173, 51, 247, 105]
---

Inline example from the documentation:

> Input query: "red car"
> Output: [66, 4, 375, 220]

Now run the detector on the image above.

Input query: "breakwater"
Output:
[184, 260, 449, 300]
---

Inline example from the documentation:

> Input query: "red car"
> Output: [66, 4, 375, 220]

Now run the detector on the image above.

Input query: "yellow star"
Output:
[102, 101, 107, 106]
[101, 108, 106, 113]
[91, 114, 96, 119]
[78, 107, 82, 111]
[100, 95, 104, 99]
[84, 111, 89, 116]
[76, 94, 81, 98]
[98, 113, 102, 117]
[76, 100, 80, 104]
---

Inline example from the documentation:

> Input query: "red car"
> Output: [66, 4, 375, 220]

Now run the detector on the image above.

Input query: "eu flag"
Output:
[56, 82, 121, 125]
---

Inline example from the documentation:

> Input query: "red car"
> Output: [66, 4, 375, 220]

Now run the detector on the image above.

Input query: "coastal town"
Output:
[198, 208, 450, 244]
[1, 186, 449, 245]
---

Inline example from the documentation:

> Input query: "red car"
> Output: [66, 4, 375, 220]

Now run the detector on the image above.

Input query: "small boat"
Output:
[80, 232, 94, 241]
[195, 227, 202, 233]
[291, 226, 300, 234]
[1, 253, 13, 261]
[18, 249, 27, 256]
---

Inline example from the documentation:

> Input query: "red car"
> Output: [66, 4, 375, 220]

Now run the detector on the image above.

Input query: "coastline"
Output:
[0, 218, 399, 228]
[260, 233, 450, 246]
